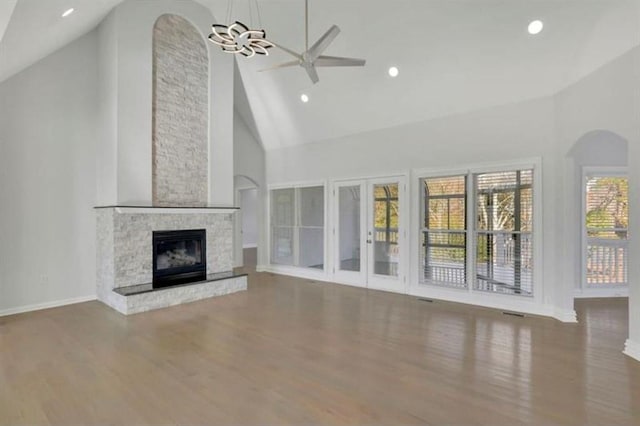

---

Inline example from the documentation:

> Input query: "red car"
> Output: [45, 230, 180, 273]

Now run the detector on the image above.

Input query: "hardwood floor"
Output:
[1, 263, 639, 424]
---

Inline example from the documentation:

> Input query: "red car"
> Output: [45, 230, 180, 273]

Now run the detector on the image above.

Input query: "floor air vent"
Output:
[418, 298, 434, 303]
[503, 311, 525, 318]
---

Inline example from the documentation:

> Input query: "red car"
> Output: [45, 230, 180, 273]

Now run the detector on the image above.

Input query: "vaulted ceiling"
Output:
[214, 0, 639, 149]
[1, 0, 638, 150]
[0, 0, 17, 46]
[0, 0, 123, 81]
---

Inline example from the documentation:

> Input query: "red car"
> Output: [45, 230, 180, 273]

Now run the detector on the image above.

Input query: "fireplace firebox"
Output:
[153, 229, 206, 288]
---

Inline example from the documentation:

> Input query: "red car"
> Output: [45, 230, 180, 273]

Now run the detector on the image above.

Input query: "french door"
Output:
[333, 177, 406, 293]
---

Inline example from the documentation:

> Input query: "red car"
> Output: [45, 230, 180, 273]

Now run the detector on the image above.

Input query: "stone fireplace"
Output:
[96, 207, 246, 315]
[94, 6, 242, 315]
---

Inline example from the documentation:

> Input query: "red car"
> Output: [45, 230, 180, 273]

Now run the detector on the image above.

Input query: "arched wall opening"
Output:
[567, 130, 628, 167]
[234, 175, 260, 269]
[566, 130, 629, 300]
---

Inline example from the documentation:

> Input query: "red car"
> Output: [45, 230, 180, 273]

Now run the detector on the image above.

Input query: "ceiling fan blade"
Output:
[274, 43, 303, 60]
[308, 25, 340, 62]
[303, 64, 320, 84]
[315, 55, 366, 67]
[305, 0, 309, 51]
[258, 61, 300, 72]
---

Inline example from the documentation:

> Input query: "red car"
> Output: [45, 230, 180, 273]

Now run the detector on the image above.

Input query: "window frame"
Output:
[580, 166, 629, 291]
[414, 159, 542, 301]
[267, 181, 328, 276]
[473, 169, 534, 296]
[419, 174, 469, 289]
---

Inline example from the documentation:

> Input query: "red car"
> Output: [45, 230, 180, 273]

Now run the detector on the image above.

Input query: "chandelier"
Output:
[208, 0, 274, 58]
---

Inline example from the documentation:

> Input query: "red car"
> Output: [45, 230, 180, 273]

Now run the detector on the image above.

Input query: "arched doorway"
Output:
[234, 175, 260, 270]
[567, 130, 629, 299]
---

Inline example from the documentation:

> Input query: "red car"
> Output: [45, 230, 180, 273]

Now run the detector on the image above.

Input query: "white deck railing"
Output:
[586, 238, 628, 286]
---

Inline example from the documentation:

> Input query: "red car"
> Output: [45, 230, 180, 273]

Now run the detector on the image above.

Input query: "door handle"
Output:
[367, 239, 372, 244]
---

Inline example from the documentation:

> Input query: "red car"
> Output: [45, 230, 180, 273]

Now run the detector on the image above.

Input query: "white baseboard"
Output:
[553, 308, 578, 323]
[256, 264, 269, 272]
[0, 295, 97, 317]
[242, 243, 258, 249]
[408, 282, 575, 322]
[574, 287, 628, 299]
[623, 339, 640, 362]
[261, 265, 329, 281]
[260, 266, 577, 323]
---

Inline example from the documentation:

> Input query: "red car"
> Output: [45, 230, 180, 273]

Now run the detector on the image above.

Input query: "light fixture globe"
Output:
[528, 20, 544, 35]
[208, 21, 274, 58]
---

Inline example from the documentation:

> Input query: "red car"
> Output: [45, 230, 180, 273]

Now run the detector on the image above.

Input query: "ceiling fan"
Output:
[261, 0, 366, 84]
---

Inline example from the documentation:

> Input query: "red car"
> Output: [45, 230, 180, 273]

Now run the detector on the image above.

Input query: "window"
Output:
[373, 184, 400, 276]
[584, 174, 628, 287]
[419, 167, 535, 297]
[270, 186, 325, 269]
[270, 188, 295, 266]
[420, 175, 467, 288]
[337, 186, 361, 272]
[474, 170, 533, 296]
[298, 186, 325, 269]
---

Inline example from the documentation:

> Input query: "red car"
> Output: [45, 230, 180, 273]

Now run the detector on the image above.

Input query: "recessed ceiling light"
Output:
[528, 20, 544, 35]
[300, 94, 309, 103]
[388, 66, 399, 77]
[62, 8, 75, 18]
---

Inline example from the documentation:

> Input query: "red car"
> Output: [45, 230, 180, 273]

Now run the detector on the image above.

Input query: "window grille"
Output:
[474, 170, 534, 296]
[270, 186, 325, 269]
[270, 188, 295, 266]
[584, 175, 628, 287]
[373, 184, 400, 276]
[421, 175, 467, 288]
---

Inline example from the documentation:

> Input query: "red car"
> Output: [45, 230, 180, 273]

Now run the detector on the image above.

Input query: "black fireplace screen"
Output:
[153, 229, 206, 288]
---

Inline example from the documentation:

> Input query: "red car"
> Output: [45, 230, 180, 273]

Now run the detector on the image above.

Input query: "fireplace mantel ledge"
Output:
[94, 205, 239, 214]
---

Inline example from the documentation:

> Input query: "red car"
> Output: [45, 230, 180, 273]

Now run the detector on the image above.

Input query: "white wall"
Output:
[241, 189, 258, 248]
[234, 112, 265, 186]
[627, 45, 640, 361]
[96, 11, 118, 206]
[234, 109, 266, 267]
[268, 96, 563, 317]
[0, 0, 240, 314]
[632, 5, 640, 359]
[0, 1, 18, 53]
[629, 142, 640, 359]
[97, 0, 234, 206]
[0, 30, 99, 314]
[565, 131, 627, 297]
[265, 47, 640, 324]
[554, 46, 638, 334]
[267, 97, 555, 183]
